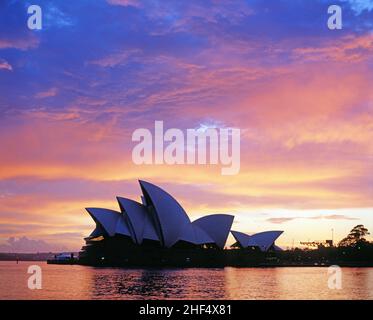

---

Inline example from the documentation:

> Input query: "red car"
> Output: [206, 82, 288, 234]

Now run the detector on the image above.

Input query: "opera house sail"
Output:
[79, 180, 283, 267]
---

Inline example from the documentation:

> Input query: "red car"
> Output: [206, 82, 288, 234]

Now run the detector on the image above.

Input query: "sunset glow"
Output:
[0, 0, 372, 252]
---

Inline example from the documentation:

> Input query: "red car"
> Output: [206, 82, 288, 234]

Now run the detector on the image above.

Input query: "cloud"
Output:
[0, 37, 39, 50]
[267, 215, 359, 224]
[0, 0, 372, 249]
[342, 0, 373, 14]
[266, 217, 296, 224]
[292, 34, 373, 63]
[47, 232, 83, 238]
[107, 0, 141, 7]
[0, 236, 67, 253]
[35, 87, 58, 99]
[0, 59, 12, 71]
[310, 214, 360, 221]
[88, 49, 142, 67]
[106, 0, 254, 25]
[44, 3, 75, 28]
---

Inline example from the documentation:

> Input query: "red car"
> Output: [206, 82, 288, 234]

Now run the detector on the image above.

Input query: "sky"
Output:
[0, 0, 372, 252]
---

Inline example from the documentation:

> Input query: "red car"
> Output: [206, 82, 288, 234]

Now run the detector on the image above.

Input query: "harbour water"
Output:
[0, 261, 372, 299]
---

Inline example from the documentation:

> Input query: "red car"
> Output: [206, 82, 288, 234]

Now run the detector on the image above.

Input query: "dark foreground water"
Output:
[0, 261, 372, 299]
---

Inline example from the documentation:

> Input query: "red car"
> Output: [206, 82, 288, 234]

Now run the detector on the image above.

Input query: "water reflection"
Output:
[90, 268, 227, 300]
[342, 268, 373, 300]
[0, 262, 372, 300]
[225, 267, 281, 299]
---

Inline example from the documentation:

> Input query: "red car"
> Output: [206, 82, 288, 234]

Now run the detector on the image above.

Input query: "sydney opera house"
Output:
[79, 180, 283, 267]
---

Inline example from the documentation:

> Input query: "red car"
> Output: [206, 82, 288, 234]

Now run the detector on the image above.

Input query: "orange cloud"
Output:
[292, 34, 373, 63]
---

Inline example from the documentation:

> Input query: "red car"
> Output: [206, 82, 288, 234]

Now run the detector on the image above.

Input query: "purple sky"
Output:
[0, 0, 372, 252]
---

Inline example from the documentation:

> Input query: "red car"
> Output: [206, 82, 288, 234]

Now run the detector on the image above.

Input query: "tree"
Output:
[338, 225, 370, 247]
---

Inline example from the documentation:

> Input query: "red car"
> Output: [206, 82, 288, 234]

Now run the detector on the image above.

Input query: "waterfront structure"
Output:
[231, 230, 283, 252]
[85, 180, 234, 249]
[79, 180, 283, 266]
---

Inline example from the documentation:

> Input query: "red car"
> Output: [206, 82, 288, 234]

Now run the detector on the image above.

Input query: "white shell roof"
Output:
[142, 213, 160, 241]
[139, 180, 191, 248]
[231, 231, 251, 247]
[192, 214, 234, 248]
[86, 208, 122, 237]
[177, 222, 215, 245]
[231, 230, 283, 252]
[117, 197, 159, 243]
[115, 215, 132, 237]
[117, 197, 147, 244]
[89, 225, 104, 238]
[86, 181, 239, 248]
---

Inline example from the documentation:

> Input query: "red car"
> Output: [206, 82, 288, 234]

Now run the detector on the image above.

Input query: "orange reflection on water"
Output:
[0, 262, 372, 300]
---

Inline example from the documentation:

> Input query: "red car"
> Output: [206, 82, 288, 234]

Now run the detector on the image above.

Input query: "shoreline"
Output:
[46, 259, 373, 268]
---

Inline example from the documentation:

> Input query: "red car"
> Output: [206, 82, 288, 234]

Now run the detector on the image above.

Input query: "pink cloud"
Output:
[267, 215, 359, 224]
[88, 49, 142, 67]
[292, 34, 373, 63]
[0, 59, 12, 71]
[106, 0, 141, 7]
[0, 36, 39, 50]
[267, 217, 296, 224]
[35, 87, 58, 99]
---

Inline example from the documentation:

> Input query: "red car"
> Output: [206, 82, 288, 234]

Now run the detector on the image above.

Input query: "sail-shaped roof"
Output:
[89, 225, 105, 238]
[231, 230, 283, 252]
[86, 208, 122, 237]
[139, 180, 191, 247]
[85, 181, 266, 250]
[117, 197, 147, 244]
[115, 215, 132, 237]
[177, 223, 215, 245]
[192, 214, 234, 248]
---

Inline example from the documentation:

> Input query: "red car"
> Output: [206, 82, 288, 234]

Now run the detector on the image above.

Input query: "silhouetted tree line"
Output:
[278, 225, 373, 266]
[338, 225, 370, 247]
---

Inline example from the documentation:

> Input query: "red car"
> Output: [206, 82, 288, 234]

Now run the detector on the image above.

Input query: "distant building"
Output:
[54, 253, 74, 261]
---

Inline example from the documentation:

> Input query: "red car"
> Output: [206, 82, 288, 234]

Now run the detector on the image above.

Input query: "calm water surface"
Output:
[0, 261, 372, 299]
